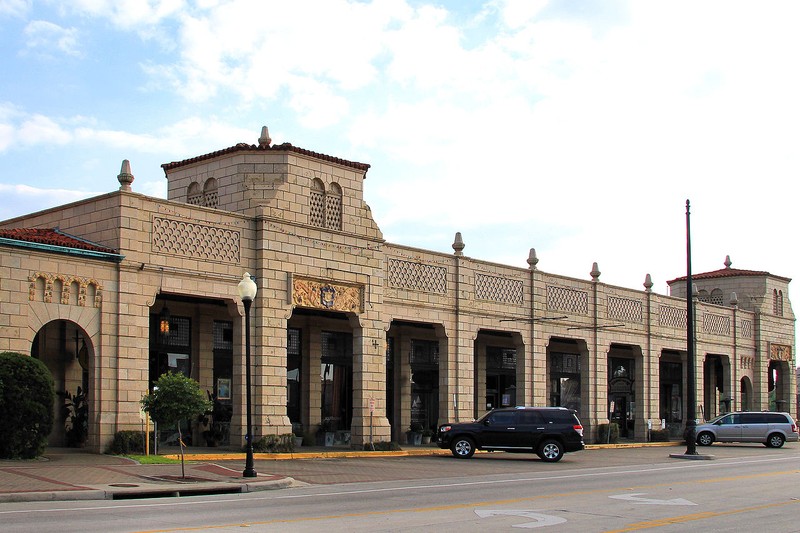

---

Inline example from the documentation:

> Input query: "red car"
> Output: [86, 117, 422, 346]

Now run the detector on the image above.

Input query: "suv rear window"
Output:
[543, 410, 578, 424]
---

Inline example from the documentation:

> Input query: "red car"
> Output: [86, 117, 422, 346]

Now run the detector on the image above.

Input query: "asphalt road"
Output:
[2, 443, 799, 532]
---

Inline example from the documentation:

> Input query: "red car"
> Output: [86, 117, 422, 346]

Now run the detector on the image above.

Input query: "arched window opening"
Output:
[326, 182, 343, 230]
[709, 288, 723, 306]
[70, 281, 80, 306]
[203, 178, 219, 208]
[310, 178, 326, 228]
[187, 182, 202, 205]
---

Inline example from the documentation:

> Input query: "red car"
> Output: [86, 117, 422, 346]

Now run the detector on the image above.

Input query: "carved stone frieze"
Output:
[293, 278, 362, 313]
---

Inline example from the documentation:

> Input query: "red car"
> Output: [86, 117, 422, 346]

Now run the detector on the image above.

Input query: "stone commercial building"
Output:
[0, 127, 795, 451]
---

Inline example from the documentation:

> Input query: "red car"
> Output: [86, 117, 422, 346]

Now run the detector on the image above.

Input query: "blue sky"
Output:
[1, 0, 798, 297]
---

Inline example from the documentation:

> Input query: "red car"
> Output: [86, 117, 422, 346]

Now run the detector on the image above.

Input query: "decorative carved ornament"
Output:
[293, 278, 362, 313]
[769, 343, 792, 362]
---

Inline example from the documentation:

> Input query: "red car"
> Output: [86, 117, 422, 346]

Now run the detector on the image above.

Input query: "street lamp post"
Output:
[237, 272, 258, 478]
[685, 200, 698, 456]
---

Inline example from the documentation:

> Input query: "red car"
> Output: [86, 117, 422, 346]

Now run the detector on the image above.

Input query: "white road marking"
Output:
[610, 492, 697, 506]
[475, 509, 567, 528]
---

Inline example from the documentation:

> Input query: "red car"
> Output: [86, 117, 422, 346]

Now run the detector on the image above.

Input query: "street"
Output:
[2, 444, 799, 532]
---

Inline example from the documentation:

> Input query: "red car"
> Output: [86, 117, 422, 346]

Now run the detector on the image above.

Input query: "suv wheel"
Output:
[766, 433, 785, 448]
[696, 432, 714, 446]
[451, 436, 475, 458]
[537, 439, 564, 462]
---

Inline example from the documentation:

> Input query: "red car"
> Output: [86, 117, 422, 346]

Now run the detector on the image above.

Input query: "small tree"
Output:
[0, 352, 55, 459]
[140, 372, 211, 477]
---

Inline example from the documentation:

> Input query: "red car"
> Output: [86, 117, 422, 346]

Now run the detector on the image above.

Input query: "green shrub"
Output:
[0, 352, 55, 459]
[252, 433, 295, 453]
[107, 430, 156, 455]
[649, 429, 671, 442]
[363, 441, 401, 451]
[597, 422, 619, 444]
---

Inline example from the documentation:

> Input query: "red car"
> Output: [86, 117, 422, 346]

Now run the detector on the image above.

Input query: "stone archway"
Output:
[740, 376, 753, 411]
[31, 320, 93, 447]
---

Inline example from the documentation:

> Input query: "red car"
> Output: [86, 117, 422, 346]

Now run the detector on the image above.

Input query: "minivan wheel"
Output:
[766, 433, 785, 448]
[696, 432, 714, 446]
[451, 436, 475, 458]
[537, 439, 564, 462]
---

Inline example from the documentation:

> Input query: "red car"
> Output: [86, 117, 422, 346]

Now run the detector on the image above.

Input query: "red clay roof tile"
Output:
[161, 142, 371, 173]
[0, 228, 118, 254]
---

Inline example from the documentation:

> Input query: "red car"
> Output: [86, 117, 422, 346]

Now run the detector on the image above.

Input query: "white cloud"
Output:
[0, 183, 100, 220]
[0, 0, 30, 17]
[22, 20, 81, 57]
[60, 0, 186, 29]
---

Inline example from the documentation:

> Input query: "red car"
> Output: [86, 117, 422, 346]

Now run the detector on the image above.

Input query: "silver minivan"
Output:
[695, 411, 799, 448]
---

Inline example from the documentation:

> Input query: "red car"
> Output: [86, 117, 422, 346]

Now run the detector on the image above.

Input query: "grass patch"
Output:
[124, 454, 182, 464]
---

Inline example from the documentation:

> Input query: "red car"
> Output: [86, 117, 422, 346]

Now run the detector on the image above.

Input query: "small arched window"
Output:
[709, 288, 723, 306]
[697, 289, 710, 303]
[310, 178, 326, 227]
[187, 182, 202, 205]
[326, 182, 342, 230]
[203, 178, 219, 208]
[309, 179, 342, 230]
[774, 289, 784, 316]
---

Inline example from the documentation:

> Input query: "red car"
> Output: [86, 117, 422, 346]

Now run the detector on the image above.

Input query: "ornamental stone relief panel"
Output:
[769, 343, 792, 362]
[293, 278, 362, 313]
[659, 305, 687, 328]
[607, 295, 643, 323]
[152, 216, 240, 263]
[387, 258, 447, 294]
[546, 285, 588, 315]
[475, 273, 524, 304]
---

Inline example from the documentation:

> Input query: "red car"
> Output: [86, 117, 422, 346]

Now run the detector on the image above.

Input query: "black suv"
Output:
[437, 406, 584, 462]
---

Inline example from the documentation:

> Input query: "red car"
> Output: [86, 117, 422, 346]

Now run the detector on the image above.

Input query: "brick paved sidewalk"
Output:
[0, 448, 292, 503]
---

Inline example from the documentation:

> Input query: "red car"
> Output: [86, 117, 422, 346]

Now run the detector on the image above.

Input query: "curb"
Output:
[0, 477, 296, 503]
[163, 441, 679, 461]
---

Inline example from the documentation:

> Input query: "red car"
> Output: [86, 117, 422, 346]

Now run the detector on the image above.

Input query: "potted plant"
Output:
[59, 387, 88, 447]
[407, 422, 423, 446]
[291, 423, 304, 448]
[198, 391, 232, 447]
[316, 418, 337, 447]
[421, 428, 435, 445]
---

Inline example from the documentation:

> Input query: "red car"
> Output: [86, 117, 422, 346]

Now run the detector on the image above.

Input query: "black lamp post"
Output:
[685, 200, 698, 455]
[237, 272, 258, 477]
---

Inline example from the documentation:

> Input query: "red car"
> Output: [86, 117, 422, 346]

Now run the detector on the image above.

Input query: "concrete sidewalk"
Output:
[0, 448, 297, 503]
[0, 446, 455, 503]
[0, 442, 675, 503]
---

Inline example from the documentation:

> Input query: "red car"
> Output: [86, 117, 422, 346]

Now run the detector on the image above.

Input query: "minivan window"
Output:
[741, 413, 767, 424]
[718, 414, 740, 425]
[765, 413, 788, 424]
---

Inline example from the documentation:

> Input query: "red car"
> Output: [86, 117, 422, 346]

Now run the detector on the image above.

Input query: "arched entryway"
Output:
[740, 376, 753, 411]
[768, 359, 792, 412]
[287, 308, 358, 446]
[31, 320, 93, 447]
[703, 354, 731, 419]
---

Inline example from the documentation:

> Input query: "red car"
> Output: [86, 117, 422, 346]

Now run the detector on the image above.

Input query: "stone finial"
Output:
[258, 126, 272, 148]
[644, 273, 653, 292]
[452, 232, 465, 256]
[117, 159, 134, 191]
[730, 292, 739, 308]
[724, 255, 732, 269]
[590, 262, 601, 282]
[527, 248, 539, 270]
